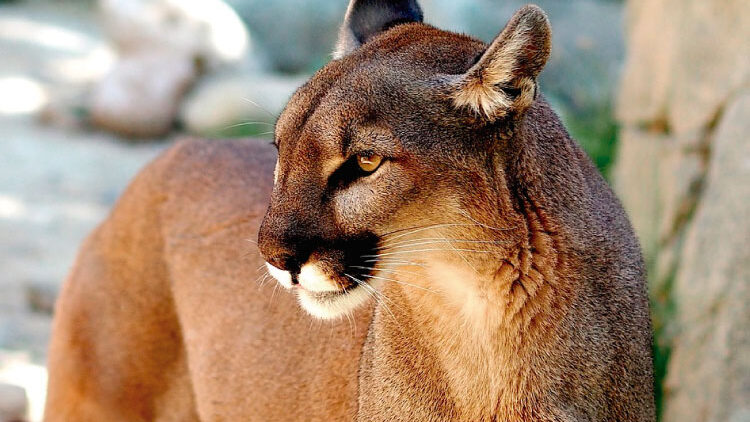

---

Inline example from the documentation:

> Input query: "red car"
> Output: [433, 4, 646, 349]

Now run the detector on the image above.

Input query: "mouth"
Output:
[294, 274, 373, 319]
[264, 256, 378, 320]
[263, 234, 381, 319]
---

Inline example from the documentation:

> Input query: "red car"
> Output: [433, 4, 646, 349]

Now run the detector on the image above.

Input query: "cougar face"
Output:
[258, 2, 551, 319]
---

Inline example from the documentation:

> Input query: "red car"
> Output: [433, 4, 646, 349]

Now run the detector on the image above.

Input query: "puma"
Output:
[44, 1, 656, 421]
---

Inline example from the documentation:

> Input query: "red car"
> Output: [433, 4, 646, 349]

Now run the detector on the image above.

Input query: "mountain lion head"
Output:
[258, 0, 552, 319]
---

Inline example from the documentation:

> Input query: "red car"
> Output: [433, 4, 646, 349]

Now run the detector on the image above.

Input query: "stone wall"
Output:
[614, 1, 749, 421]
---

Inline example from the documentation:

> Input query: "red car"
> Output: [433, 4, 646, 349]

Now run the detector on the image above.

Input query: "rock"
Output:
[662, 93, 750, 422]
[89, 50, 197, 138]
[179, 72, 305, 136]
[612, 128, 664, 264]
[667, 0, 750, 136]
[618, 0, 750, 136]
[0, 383, 27, 422]
[227, 0, 345, 73]
[100, 0, 250, 69]
[616, 0, 678, 126]
[616, 2, 750, 416]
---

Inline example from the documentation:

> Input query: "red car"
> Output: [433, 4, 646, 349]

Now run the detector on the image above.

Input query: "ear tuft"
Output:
[334, 0, 423, 59]
[452, 4, 551, 121]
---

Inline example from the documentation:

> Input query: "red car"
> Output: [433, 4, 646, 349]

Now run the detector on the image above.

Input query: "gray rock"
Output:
[0, 119, 164, 359]
[662, 93, 750, 422]
[227, 0, 346, 73]
[618, 0, 750, 136]
[613, 128, 664, 264]
[179, 72, 305, 136]
[100, 0, 251, 69]
[616, 0, 677, 126]
[666, 0, 750, 136]
[89, 50, 197, 138]
[0, 383, 27, 422]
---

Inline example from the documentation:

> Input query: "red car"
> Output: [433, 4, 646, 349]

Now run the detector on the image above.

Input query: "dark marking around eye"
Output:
[326, 155, 378, 193]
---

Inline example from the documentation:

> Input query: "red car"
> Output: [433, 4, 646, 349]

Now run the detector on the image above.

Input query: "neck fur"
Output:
[375, 198, 574, 420]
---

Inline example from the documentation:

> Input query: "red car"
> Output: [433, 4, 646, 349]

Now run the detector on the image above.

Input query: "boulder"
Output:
[662, 94, 750, 422]
[179, 72, 305, 136]
[226, 0, 345, 73]
[615, 1, 750, 418]
[0, 383, 27, 422]
[89, 50, 197, 138]
[100, 0, 250, 69]
[612, 128, 664, 264]
[618, 0, 750, 136]
[616, 0, 678, 126]
[667, 0, 750, 136]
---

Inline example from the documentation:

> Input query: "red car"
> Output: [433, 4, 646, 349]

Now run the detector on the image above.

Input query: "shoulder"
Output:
[134, 137, 276, 202]
[102, 137, 276, 243]
[155, 137, 276, 183]
[147, 137, 276, 233]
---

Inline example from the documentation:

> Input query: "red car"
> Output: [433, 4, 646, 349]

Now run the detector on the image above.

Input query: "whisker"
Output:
[457, 208, 520, 234]
[343, 309, 354, 338]
[345, 273, 400, 326]
[380, 220, 519, 243]
[378, 238, 509, 251]
[438, 232, 480, 275]
[241, 97, 278, 119]
[361, 274, 437, 294]
[349, 265, 423, 278]
[256, 272, 272, 290]
[362, 258, 427, 268]
[221, 121, 275, 131]
[363, 248, 496, 258]
[269, 283, 280, 304]
[381, 223, 472, 241]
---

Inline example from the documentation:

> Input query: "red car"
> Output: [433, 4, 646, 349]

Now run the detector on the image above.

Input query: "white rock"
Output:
[0, 383, 27, 422]
[100, 0, 250, 68]
[89, 50, 197, 138]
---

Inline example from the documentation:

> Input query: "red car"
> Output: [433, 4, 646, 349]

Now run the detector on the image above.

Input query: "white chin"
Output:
[296, 285, 372, 319]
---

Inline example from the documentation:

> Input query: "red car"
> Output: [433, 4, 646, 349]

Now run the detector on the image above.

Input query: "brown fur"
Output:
[45, 3, 655, 421]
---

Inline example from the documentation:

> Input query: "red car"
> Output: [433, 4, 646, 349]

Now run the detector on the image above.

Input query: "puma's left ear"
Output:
[452, 5, 551, 121]
[334, 0, 423, 59]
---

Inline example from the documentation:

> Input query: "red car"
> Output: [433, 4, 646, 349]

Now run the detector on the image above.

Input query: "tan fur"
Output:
[45, 2, 655, 421]
[44, 140, 371, 421]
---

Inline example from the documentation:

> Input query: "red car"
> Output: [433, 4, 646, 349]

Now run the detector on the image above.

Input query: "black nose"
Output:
[257, 216, 309, 275]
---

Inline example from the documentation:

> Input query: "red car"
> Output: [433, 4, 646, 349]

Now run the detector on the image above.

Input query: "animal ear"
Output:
[451, 5, 551, 121]
[334, 0, 423, 59]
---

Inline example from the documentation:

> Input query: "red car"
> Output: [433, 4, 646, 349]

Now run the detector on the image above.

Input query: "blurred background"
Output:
[0, 0, 747, 421]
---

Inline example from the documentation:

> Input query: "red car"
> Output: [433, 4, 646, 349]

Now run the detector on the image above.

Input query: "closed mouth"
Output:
[293, 258, 378, 319]
[297, 283, 362, 301]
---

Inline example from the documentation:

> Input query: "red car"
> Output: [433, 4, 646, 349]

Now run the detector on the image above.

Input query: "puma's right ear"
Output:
[452, 5, 551, 121]
[334, 0, 423, 59]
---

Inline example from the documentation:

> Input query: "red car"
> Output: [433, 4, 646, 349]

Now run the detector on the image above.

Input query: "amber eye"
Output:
[356, 154, 383, 173]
